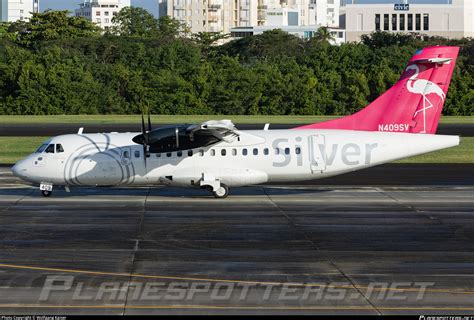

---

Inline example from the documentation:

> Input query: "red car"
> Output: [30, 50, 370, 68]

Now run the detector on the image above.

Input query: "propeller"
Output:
[140, 113, 148, 170]
[135, 107, 153, 171]
[147, 109, 152, 132]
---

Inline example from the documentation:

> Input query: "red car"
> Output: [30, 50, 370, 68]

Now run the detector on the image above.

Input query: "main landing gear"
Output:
[212, 184, 229, 199]
[200, 174, 230, 199]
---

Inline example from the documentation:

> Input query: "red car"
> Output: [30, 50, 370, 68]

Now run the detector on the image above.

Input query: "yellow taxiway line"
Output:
[0, 263, 473, 296]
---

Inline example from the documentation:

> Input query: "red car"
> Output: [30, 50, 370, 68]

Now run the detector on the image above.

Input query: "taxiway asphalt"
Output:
[0, 168, 473, 315]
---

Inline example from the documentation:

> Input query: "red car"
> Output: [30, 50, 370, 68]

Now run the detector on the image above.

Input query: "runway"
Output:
[0, 168, 473, 315]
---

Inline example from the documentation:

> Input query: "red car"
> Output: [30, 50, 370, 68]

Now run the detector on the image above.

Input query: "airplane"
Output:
[11, 46, 461, 198]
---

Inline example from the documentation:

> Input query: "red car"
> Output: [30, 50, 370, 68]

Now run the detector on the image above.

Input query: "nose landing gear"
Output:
[40, 182, 53, 197]
[41, 190, 52, 197]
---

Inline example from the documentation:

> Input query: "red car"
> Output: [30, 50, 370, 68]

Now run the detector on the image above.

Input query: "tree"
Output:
[0, 22, 11, 39]
[157, 16, 190, 39]
[110, 7, 159, 38]
[192, 32, 229, 47]
[9, 10, 101, 47]
[192, 32, 229, 57]
[0, 11, 472, 116]
[361, 31, 416, 49]
[220, 29, 304, 62]
[313, 26, 335, 43]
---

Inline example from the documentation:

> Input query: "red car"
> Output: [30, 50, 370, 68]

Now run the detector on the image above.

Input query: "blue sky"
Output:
[40, 0, 449, 16]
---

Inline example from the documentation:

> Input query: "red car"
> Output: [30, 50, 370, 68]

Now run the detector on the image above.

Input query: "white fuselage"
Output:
[12, 129, 459, 188]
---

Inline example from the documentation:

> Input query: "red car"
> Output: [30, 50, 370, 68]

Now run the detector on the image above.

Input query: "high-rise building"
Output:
[75, 0, 131, 29]
[158, 0, 340, 35]
[0, 0, 39, 22]
[343, 0, 474, 42]
[158, 0, 242, 34]
[261, 0, 339, 27]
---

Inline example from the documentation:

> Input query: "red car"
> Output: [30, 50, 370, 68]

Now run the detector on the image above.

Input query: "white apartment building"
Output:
[0, 0, 39, 22]
[258, 0, 339, 27]
[310, 0, 339, 27]
[75, 0, 131, 29]
[344, 0, 474, 42]
[158, 0, 246, 34]
[158, 0, 340, 35]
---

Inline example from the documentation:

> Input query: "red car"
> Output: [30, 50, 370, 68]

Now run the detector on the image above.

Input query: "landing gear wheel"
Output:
[213, 184, 229, 199]
[41, 190, 52, 197]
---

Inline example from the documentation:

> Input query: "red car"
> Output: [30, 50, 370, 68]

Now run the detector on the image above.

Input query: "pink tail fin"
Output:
[295, 46, 459, 134]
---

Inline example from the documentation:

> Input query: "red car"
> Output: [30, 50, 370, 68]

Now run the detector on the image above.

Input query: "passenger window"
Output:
[232, 149, 237, 156]
[56, 144, 64, 153]
[177, 151, 182, 157]
[285, 147, 290, 155]
[188, 150, 193, 157]
[199, 149, 204, 156]
[253, 148, 258, 155]
[296, 147, 301, 155]
[242, 148, 248, 156]
[135, 150, 140, 158]
[264, 148, 269, 155]
[275, 148, 280, 155]
[221, 149, 226, 156]
[166, 152, 172, 157]
[210, 149, 216, 156]
[45, 144, 55, 153]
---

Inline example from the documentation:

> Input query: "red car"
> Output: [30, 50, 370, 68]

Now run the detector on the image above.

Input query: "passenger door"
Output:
[309, 135, 326, 173]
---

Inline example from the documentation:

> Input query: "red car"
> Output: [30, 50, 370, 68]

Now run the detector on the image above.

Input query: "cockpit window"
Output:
[45, 144, 55, 153]
[56, 144, 64, 153]
[35, 144, 48, 153]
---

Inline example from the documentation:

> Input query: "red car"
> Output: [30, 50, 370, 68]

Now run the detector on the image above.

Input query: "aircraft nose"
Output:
[11, 160, 27, 178]
[11, 163, 19, 177]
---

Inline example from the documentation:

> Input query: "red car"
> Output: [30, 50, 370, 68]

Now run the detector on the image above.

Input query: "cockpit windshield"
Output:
[45, 144, 55, 153]
[35, 144, 48, 153]
[35, 143, 65, 154]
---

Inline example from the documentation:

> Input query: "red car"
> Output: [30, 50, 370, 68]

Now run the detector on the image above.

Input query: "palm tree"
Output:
[314, 26, 335, 43]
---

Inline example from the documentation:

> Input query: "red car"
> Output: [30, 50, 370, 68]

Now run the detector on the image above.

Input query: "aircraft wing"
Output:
[188, 120, 240, 143]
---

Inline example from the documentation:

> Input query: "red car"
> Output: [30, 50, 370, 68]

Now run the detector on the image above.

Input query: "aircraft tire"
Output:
[213, 184, 229, 199]
[41, 190, 52, 197]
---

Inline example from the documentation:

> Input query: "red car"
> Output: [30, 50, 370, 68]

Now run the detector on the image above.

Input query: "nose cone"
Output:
[11, 163, 20, 177]
[11, 159, 27, 179]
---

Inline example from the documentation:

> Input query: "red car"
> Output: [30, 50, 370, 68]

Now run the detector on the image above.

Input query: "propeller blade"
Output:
[141, 114, 146, 135]
[148, 110, 152, 132]
[143, 144, 147, 170]
[141, 113, 148, 171]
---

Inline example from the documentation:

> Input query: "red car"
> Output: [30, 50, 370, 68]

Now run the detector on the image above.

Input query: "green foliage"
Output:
[361, 31, 417, 49]
[0, 22, 12, 39]
[110, 6, 159, 37]
[8, 10, 101, 47]
[313, 26, 335, 43]
[0, 24, 472, 116]
[157, 15, 190, 39]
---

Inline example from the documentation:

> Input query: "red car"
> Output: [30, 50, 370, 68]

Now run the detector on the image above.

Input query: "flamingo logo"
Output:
[405, 64, 446, 133]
